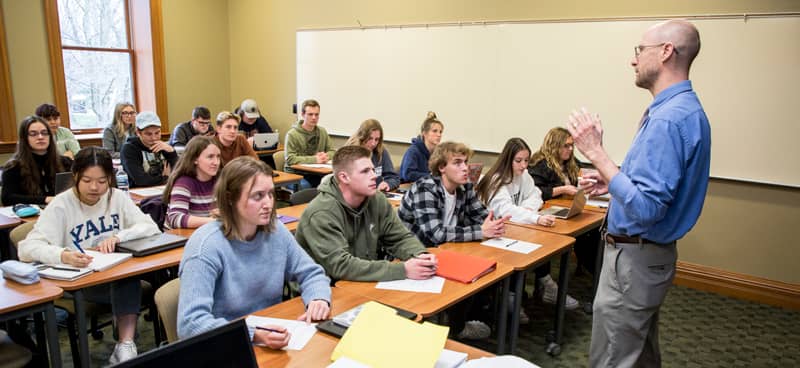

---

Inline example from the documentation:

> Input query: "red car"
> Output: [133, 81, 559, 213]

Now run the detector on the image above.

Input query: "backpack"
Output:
[139, 195, 167, 231]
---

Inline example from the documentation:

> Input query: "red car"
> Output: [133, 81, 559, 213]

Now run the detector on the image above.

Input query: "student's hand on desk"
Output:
[298, 299, 330, 323]
[558, 185, 579, 196]
[61, 250, 93, 267]
[377, 182, 390, 192]
[537, 215, 557, 227]
[481, 210, 510, 238]
[96, 236, 120, 253]
[315, 152, 329, 163]
[253, 325, 290, 350]
[405, 253, 438, 280]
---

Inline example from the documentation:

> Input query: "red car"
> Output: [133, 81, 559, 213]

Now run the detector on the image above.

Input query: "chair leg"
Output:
[66, 315, 81, 367]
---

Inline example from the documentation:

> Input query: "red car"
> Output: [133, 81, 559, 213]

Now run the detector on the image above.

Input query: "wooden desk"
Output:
[276, 204, 307, 233]
[255, 143, 283, 156]
[511, 210, 604, 237]
[440, 224, 575, 355]
[289, 164, 333, 175]
[252, 287, 493, 367]
[43, 247, 183, 367]
[336, 251, 513, 353]
[273, 171, 303, 188]
[548, 197, 608, 213]
[1, 278, 63, 367]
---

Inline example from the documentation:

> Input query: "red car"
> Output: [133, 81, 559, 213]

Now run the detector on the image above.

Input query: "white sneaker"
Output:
[539, 275, 579, 310]
[109, 340, 137, 364]
[508, 293, 530, 324]
[456, 320, 491, 340]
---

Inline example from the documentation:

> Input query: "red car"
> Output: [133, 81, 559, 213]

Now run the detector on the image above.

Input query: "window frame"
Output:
[43, 0, 168, 135]
[0, 2, 17, 143]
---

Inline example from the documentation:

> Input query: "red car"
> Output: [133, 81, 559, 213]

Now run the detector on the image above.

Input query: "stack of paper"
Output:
[332, 302, 448, 368]
[245, 315, 317, 350]
[375, 276, 445, 293]
[37, 250, 131, 281]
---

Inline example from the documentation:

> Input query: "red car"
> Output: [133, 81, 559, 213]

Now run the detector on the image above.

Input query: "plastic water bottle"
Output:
[116, 168, 130, 197]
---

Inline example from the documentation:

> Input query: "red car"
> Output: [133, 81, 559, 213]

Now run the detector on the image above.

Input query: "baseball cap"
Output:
[240, 99, 260, 119]
[135, 111, 162, 130]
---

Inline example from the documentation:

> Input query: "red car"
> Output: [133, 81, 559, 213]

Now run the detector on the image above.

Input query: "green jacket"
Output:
[295, 175, 426, 282]
[284, 121, 336, 169]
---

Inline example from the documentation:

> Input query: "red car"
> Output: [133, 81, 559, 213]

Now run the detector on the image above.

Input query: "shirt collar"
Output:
[648, 80, 692, 117]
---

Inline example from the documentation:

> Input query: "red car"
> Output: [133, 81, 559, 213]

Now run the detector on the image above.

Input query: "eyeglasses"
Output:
[28, 130, 51, 137]
[634, 43, 679, 58]
[562, 143, 574, 150]
[121, 111, 137, 116]
[196, 120, 212, 126]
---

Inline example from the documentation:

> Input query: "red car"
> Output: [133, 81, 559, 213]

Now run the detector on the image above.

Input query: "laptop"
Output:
[253, 132, 279, 150]
[539, 189, 587, 219]
[55, 172, 74, 194]
[116, 233, 187, 257]
[111, 319, 257, 368]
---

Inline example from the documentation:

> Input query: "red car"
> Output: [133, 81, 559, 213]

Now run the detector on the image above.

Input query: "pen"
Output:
[50, 266, 81, 272]
[505, 240, 518, 247]
[256, 326, 285, 334]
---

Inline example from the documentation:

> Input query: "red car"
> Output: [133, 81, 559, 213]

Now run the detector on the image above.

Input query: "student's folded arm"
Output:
[177, 253, 232, 339]
[121, 145, 160, 187]
[380, 206, 427, 261]
[18, 205, 69, 265]
[301, 211, 406, 282]
[280, 226, 331, 305]
[284, 133, 319, 165]
[608, 120, 682, 228]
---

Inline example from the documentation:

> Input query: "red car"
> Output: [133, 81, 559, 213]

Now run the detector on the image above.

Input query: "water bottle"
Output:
[116, 168, 130, 197]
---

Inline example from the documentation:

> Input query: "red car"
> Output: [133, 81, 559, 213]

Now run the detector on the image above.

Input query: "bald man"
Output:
[567, 20, 711, 367]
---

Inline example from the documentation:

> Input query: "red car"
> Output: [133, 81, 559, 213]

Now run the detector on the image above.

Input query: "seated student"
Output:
[295, 145, 436, 282]
[236, 99, 276, 169]
[120, 111, 178, 188]
[163, 136, 221, 230]
[214, 111, 257, 166]
[103, 103, 137, 154]
[177, 157, 331, 348]
[344, 119, 401, 192]
[35, 103, 80, 159]
[1, 116, 73, 206]
[19, 147, 161, 364]
[399, 111, 443, 183]
[169, 106, 215, 148]
[397, 141, 507, 340]
[284, 99, 336, 187]
[476, 137, 579, 310]
[529, 127, 599, 275]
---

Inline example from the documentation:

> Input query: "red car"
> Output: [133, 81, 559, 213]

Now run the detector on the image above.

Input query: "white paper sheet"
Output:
[327, 357, 372, 368]
[245, 315, 318, 351]
[128, 185, 166, 197]
[586, 199, 609, 208]
[0, 206, 19, 218]
[480, 237, 542, 254]
[435, 349, 469, 368]
[375, 276, 445, 294]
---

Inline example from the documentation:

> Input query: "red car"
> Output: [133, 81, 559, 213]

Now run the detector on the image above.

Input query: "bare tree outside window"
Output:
[57, 0, 135, 130]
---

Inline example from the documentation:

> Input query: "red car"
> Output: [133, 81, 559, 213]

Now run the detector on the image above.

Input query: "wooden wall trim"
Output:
[674, 261, 800, 311]
[149, 0, 168, 126]
[0, 2, 16, 141]
[42, 0, 70, 128]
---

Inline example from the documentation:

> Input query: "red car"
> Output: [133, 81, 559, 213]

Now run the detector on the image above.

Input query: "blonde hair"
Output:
[214, 156, 276, 240]
[111, 103, 136, 140]
[344, 119, 384, 163]
[530, 127, 580, 185]
[215, 111, 240, 127]
[419, 111, 443, 143]
[428, 141, 473, 176]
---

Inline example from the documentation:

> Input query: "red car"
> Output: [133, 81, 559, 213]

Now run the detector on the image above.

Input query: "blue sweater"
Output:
[399, 136, 431, 182]
[177, 220, 331, 340]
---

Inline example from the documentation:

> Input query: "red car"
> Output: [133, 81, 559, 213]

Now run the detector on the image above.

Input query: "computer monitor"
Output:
[111, 319, 257, 368]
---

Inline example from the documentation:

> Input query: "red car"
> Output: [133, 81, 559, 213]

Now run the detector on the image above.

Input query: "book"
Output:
[434, 250, 496, 284]
[37, 250, 132, 281]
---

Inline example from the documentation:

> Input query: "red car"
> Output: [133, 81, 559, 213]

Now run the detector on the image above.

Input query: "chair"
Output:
[154, 278, 181, 343]
[0, 330, 32, 368]
[289, 188, 318, 205]
[273, 150, 285, 171]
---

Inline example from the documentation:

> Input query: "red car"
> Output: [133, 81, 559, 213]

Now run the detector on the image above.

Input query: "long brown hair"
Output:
[4, 116, 65, 196]
[476, 137, 531, 204]
[162, 136, 220, 203]
[111, 103, 136, 140]
[215, 156, 276, 241]
[530, 127, 580, 184]
[345, 119, 384, 163]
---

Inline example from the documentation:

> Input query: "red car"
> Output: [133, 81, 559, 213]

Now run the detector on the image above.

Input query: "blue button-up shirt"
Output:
[607, 80, 711, 244]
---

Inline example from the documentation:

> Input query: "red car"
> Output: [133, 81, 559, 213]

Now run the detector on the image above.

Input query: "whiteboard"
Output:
[297, 17, 800, 187]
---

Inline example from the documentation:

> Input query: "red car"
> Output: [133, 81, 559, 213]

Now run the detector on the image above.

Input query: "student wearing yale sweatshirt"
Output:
[177, 156, 331, 349]
[19, 147, 161, 364]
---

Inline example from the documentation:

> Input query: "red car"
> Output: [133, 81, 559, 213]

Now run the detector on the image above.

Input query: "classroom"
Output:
[0, 1, 798, 367]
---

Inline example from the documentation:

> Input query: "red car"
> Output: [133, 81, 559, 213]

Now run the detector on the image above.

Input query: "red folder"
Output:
[435, 250, 497, 284]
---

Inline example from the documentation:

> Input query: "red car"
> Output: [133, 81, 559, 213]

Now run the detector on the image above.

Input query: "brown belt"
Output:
[604, 233, 655, 245]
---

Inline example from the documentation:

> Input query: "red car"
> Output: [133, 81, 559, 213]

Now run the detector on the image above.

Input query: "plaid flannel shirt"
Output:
[398, 175, 489, 246]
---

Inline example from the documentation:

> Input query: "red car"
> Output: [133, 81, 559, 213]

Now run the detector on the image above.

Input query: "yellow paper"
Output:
[331, 301, 449, 368]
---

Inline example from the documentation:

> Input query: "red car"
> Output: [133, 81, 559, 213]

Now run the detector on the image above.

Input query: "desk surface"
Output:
[0, 213, 21, 229]
[273, 171, 303, 187]
[289, 164, 333, 175]
[277, 204, 307, 232]
[512, 210, 604, 237]
[336, 250, 513, 318]
[439, 224, 575, 271]
[252, 287, 493, 367]
[0, 277, 63, 315]
[41, 247, 183, 291]
[255, 143, 283, 156]
[548, 197, 608, 213]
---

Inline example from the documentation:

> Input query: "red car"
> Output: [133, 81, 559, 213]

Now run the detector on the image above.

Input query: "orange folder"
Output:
[435, 250, 497, 284]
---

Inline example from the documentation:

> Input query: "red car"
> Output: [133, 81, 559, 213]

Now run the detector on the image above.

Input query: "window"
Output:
[45, 0, 167, 133]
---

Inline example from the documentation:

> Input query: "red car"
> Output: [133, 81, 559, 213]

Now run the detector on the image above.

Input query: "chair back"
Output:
[154, 278, 181, 343]
[9, 222, 35, 249]
[273, 151, 285, 171]
[289, 188, 319, 205]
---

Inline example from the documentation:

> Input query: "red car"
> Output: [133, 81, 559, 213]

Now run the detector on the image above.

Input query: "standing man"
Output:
[568, 20, 710, 367]
[285, 99, 336, 187]
[169, 106, 215, 148]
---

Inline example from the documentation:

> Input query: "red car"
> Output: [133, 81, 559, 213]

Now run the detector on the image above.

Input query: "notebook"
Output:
[253, 132, 279, 149]
[37, 250, 132, 281]
[115, 233, 187, 257]
[434, 250, 496, 284]
[539, 189, 587, 219]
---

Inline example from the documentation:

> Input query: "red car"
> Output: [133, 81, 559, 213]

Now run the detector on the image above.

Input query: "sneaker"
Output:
[508, 293, 530, 324]
[456, 320, 491, 340]
[539, 275, 579, 310]
[109, 340, 137, 364]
